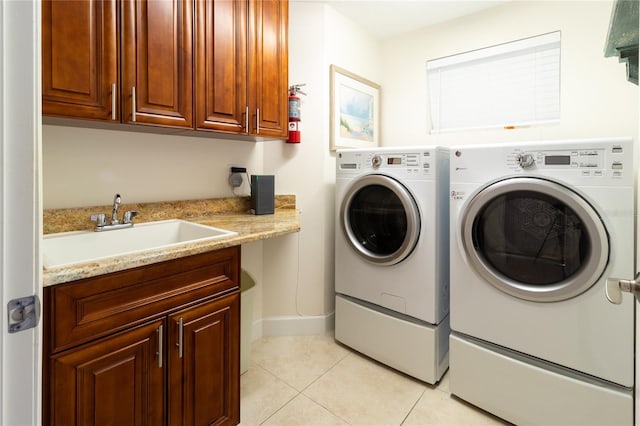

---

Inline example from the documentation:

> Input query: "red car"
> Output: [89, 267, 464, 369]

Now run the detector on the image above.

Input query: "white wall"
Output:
[42, 125, 264, 208]
[380, 1, 637, 147]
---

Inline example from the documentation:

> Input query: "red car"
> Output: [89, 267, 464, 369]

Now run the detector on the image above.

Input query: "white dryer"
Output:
[449, 138, 634, 425]
[335, 146, 450, 384]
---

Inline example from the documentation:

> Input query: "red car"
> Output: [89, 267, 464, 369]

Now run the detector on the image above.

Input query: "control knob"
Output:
[372, 155, 382, 169]
[517, 153, 535, 168]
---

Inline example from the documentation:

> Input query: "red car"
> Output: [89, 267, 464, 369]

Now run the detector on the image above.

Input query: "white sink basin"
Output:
[43, 219, 237, 268]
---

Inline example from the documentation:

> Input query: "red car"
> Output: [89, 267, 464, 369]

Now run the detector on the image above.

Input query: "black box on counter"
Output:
[250, 175, 274, 215]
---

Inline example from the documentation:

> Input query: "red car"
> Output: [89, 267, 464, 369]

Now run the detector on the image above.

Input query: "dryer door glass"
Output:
[341, 175, 420, 266]
[461, 177, 609, 302]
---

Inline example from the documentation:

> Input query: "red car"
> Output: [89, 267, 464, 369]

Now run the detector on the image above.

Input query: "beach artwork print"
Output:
[339, 84, 375, 142]
[330, 65, 380, 150]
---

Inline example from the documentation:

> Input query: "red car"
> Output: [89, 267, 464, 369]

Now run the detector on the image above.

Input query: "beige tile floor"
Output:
[240, 333, 510, 426]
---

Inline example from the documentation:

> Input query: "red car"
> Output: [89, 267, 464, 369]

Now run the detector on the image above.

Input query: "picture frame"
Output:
[330, 65, 380, 151]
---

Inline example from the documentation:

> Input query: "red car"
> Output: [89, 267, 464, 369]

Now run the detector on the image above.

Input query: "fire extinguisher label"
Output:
[289, 98, 301, 120]
[288, 121, 299, 131]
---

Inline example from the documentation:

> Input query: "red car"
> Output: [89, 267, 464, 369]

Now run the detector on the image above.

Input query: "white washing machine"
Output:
[449, 138, 634, 425]
[335, 146, 450, 384]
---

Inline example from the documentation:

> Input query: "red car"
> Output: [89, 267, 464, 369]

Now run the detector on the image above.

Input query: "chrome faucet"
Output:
[90, 193, 138, 232]
[111, 193, 121, 225]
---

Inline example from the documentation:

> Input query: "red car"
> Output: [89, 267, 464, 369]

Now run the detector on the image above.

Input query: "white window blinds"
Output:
[427, 31, 561, 133]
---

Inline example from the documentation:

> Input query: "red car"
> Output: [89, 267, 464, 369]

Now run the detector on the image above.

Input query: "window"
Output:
[427, 31, 561, 133]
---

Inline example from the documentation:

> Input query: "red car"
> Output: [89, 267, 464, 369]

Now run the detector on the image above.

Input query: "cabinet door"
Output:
[168, 292, 240, 426]
[42, 0, 119, 121]
[46, 319, 165, 426]
[248, 0, 289, 138]
[195, 0, 248, 134]
[122, 0, 193, 128]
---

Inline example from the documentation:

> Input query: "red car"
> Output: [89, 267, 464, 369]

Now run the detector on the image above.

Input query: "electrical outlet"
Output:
[228, 165, 247, 189]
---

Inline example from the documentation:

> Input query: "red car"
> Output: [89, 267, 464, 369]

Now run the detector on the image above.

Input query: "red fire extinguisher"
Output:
[287, 84, 305, 143]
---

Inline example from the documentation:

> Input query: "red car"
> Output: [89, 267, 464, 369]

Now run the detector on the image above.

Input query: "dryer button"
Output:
[406, 155, 419, 167]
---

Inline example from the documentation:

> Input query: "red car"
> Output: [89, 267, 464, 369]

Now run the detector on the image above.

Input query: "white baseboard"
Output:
[251, 312, 335, 341]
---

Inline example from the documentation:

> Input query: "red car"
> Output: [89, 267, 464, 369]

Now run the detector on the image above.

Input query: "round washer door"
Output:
[341, 174, 420, 266]
[461, 177, 609, 302]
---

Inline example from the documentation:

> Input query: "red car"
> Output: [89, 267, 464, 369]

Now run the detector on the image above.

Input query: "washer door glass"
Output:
[461, 177, 609, 302]
[341, 174, 420, 266]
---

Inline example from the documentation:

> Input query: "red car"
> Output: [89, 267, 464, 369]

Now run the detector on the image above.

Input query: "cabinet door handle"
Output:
[157, 324, 163, 368]
[256, 108, 260, 134]
[111, 83, 117, 121]
[131, 86, 137, 122]
[176, 317, 183, 358]
[244, 106, 249, 132]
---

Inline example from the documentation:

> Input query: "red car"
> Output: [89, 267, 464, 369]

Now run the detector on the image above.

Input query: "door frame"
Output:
[1, 0, 42, 424]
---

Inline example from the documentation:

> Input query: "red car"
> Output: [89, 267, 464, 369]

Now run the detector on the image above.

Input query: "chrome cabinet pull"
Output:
[157, 324, 163, 368]
[111, 83, 116, 121]
[244, 106, 249, 132]
[131, 86, 136, 122]
[256, 108, 260, 134]
[176, 317, 183, 358]
[606, 272, 640, 304]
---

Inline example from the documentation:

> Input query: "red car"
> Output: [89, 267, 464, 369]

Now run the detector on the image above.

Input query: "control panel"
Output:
[338, 151, 432, 174]
[507, 145, 626, 177]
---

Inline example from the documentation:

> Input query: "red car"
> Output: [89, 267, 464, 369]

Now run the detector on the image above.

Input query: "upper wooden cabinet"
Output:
[43, 0, 193, 129]
[121, 0, 194, 128]
[248, 0, 289, 138]
[42, 0, 119, 121]
[42, 0, 289, 139]
[195, 0, 288, 139]
[195, 0, 248, 134]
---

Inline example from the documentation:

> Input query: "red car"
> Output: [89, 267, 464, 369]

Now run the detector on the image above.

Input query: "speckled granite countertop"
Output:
[43, 195, 300, 286]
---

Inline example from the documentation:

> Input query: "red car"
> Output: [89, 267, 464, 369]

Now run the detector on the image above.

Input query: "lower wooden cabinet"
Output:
[168, 295, 240, 425]
[43, 247, 241, 426]
[49, 319, 166, 425]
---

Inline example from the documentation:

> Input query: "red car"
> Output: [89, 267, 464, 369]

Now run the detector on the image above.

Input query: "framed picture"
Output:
[330, 65, 380, 151]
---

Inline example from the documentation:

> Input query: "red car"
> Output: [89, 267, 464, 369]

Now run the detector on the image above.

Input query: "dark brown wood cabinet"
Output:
[42, 0, 193, 129]
[49, 319, 166, 425]
[168, 296, 240, 425]
[121, 0, 194, 128]
[43, 246, 241, 426]
[195, 0, 248, 134]
[42, 0, 119, 121]
[42, 0, 288, 139]
[248, 0, 289, 138]
[195, 0, 288, 139]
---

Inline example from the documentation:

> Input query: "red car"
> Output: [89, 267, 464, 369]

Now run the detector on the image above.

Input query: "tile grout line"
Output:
[243, 362, 300, 426]
[249, 337, 351, 425]
[295, 350, 355, 425]
[258, 391, 301, 425]
[399, 387, 427, 426]
[255, 351, 355, 426]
